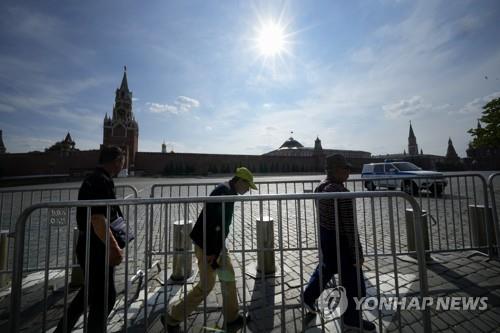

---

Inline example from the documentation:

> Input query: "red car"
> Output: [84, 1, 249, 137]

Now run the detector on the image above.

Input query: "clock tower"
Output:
[103, 67, 139, 174]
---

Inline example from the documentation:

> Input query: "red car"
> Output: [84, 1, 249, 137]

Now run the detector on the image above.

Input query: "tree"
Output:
[468, 97, 500, 149]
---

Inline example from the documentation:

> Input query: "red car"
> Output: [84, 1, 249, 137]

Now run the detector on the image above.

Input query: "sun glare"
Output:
[256, 21, 286, 57]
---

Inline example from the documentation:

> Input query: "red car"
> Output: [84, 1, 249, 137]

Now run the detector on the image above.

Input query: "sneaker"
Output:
[160, 312, 181, 332]
[342, 318, 376, 332]
[226, 313, 248, 328]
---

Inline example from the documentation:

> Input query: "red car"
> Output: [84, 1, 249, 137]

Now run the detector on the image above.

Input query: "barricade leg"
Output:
[0, 230, 9, 288]
[171, 220, 193, 281]
[469, 205, 497, 256]
[405, 209, 431, 260]
[256, 216, 275, 275]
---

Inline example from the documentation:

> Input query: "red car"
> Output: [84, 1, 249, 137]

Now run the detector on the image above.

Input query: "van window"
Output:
[373, 164, 384, 173]
[385, 164, 396, 172]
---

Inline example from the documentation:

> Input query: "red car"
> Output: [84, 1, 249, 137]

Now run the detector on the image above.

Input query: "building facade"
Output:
[102, 68, 139, 172]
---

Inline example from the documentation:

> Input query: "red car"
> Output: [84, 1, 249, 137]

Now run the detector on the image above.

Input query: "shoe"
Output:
[160, 312, 181, 332]
[226, 313, 247, 328]
[342, 318, 376, 332]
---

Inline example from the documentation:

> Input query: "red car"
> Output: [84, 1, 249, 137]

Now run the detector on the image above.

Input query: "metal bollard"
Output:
[256, 216, 276, 274]
[70, 228, 83, 287]
[469, 205, 497, 255]
[171, 220, 193, 281]
[405, 209, 431, 260]
[0, 230, 9, 288]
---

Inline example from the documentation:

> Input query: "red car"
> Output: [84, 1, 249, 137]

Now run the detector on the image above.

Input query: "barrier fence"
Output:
[0, 185, 139, 286]
[9, 191, 430, 332]
[488, 172, 500, 252]
[150, 173, 500, 258]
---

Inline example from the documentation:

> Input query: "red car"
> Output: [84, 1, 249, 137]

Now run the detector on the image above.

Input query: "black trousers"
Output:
[54, 236, 116, 333]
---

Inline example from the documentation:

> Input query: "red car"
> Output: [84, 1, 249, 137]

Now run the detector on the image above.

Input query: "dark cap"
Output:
[325, 154, 352, 170]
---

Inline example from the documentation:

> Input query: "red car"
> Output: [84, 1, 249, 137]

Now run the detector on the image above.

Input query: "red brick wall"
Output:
[0, 150, 99, 177]
[1, 150, 379, 178]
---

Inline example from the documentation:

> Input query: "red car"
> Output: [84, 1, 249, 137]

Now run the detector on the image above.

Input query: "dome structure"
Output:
[279, 137, 304, 149]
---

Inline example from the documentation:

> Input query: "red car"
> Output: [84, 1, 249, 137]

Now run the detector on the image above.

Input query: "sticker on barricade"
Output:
[49, 208, 68, 226]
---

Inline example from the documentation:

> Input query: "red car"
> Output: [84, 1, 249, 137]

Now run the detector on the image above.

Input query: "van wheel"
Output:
[402, 181, 419, 195]
[365, 181, 376, 191]
[430, 183, 444, 197]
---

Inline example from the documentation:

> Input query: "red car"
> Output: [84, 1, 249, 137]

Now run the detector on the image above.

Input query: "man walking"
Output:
[303, 154, 376, 332]
[55, 146, 125, 333]
[162, 167, 257, 331]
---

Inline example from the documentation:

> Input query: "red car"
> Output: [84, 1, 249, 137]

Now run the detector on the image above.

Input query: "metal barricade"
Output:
[359, 173, 498, 257]
[0, 185, 139, 290]
[487, 172, 500, 255]
[9, 192, 430, 332]
[150, 173, 497, 257]
[150, 179, 321, 198]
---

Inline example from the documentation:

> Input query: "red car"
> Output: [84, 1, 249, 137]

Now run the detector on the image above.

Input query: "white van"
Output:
[361, 161, 447, 196]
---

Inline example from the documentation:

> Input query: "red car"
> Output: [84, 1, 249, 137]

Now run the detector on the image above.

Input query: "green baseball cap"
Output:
[235, 167, 257, 190]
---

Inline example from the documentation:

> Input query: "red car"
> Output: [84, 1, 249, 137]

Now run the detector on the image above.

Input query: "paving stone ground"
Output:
[2, 250, 499, 332]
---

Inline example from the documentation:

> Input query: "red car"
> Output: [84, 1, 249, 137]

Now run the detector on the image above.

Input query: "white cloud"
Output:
[383, 96, 431, 118]
[148, 103, 178, 114]
[382, 96, 453, 119]
[147, 96, 200, 114]
[456, 91, 500, 114]
[177, 96, 200, 109]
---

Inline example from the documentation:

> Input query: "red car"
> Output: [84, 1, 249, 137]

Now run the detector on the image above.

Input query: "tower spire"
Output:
[408, 121, 419, 155]
[446, 137, 460, 161]
[120, 66, 129, 92]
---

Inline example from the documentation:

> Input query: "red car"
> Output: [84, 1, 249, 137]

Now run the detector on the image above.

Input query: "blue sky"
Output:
[1, 0, 499, 157]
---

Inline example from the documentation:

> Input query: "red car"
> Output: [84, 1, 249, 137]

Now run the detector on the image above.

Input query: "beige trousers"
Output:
[170, 245, 239, 322]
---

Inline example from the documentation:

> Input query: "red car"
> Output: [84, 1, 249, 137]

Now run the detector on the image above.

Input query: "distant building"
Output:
[46, 132, 77, 153]
[0, 130, 6, 154]
[372, 123, 446, 170]
[264, 136, 371, 159]
[408, 121, 419, 156]
[162, 141, 167, 153]
[103, 67, 139, 172]
[445, 138, 460, 162]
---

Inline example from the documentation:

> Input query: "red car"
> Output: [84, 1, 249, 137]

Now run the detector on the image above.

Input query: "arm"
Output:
[91, 214, 124, 266]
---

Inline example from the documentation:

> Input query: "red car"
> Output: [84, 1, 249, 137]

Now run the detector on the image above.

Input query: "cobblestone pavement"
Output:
[2, 251, 499, 332]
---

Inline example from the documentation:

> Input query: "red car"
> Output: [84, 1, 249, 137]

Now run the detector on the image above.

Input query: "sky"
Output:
[1, 0, 499, 157]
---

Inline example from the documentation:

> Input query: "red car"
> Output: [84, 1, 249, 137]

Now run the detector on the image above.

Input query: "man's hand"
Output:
[91, 214, 124, 266]
[109, 248, 124, 266]
[353, 256, 364, 267]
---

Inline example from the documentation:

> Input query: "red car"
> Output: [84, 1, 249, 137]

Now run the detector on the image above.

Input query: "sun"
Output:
[256, 21, 286, 57]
